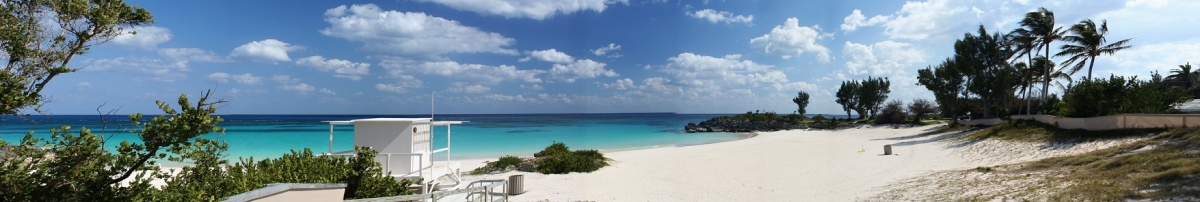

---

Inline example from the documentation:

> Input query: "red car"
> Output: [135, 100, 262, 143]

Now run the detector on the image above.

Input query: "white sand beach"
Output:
[461, 124, 1146, 201]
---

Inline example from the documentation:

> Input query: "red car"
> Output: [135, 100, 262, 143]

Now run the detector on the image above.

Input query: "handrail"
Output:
[344, 179, 506, 202]
[430, 148, 449, 154]
[464, 180, 508, 202]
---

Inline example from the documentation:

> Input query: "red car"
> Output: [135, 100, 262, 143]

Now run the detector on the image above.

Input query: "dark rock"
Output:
[685, 117, 804, 133]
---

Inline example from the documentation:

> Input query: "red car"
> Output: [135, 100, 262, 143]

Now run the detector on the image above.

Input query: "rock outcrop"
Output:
[685, 117, 804, 133]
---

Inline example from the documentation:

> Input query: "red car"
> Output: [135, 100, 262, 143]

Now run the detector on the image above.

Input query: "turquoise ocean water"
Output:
[1, 113, 751, 162]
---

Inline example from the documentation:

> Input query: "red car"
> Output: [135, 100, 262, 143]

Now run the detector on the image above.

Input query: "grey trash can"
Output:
[884, 145, 893, 155]
[508, 174, 525, 195]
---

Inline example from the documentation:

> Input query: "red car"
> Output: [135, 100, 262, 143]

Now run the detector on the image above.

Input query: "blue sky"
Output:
[31, 0, 1199, 115]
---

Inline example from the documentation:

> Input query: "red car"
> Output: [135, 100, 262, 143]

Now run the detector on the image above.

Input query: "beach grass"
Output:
[960, 119, 1163, 142]
[1012, 127, 1200, 200]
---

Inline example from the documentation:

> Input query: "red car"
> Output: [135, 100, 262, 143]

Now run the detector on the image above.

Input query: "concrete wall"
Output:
[224, 183, 345, 202]
[1001, 114, 1200, 131]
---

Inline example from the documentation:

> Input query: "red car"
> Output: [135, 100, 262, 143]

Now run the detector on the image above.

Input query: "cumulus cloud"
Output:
[591, 43, 622, 56]
[279, 83, 316, 93]
[319, 88, 337, 95]
[81, 57, 189, 82]
[295, 56, 371, 80]
[1107, 41, 1200, 76]
[660, 53, 788, 96]
[842, 41, 926, 76]
[231, 39, 302, 63]
[550, 59, 618, 82]
[687, 9, 753, 25]
[376, 76, 425, 93]
[385, 60, 545, 84]
[447, 82, 492, 93]
[749, 18, 831, 63]
[270, 75, 316, 94]
[527, 49, 574, 63]
[110, 26, 172, 50]
[158, 48, 230, 62]
[522, 84, 545, 90]
[598, 77, 678, 94]
[411, 0, 627, 20]
[206, 72, 264, 85]
[321, 4, 517, 60]
[840, 9, 889, 32]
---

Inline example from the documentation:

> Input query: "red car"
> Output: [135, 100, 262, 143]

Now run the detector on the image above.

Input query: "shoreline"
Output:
[457, 132, 758, 170]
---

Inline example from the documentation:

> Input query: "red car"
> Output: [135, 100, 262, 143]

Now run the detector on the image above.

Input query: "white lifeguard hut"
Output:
[324, 118, 465, 193]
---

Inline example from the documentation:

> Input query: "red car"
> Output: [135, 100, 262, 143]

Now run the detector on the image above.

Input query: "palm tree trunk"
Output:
[1042, 44, 1051, 114]
[1087, 55, 1096, 81]
[1026, 53, 1033, 115]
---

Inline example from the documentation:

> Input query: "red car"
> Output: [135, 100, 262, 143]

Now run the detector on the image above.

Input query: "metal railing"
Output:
[344, 179, 507, 202]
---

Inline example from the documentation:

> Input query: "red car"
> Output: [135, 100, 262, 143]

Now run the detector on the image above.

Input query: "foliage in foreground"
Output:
[153, 147, 414, 201]
[0, 93, 224, 201]
[1, 0, 153, 115]
[0, 93, 414, 201]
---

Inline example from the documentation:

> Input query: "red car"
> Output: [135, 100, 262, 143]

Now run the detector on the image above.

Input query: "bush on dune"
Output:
[472, 142, 610, 175]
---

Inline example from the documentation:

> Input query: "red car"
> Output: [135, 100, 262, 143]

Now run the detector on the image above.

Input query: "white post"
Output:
[447, 124, 451, 163]
[328, 124, 334, 154]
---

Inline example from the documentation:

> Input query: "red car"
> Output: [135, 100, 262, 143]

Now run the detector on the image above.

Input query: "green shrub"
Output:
[1059, 75, 1191, 117]
[875, 100, 908, 124]
[533, 142, 570, 158]
[149, 147, 415, 200]
[532, 143, 609, 174]
[495, 155, 522, 168]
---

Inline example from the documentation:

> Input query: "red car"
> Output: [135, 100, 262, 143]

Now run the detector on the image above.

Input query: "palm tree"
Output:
[1008, 28, 1039, 115]
[1167, 62, 1195, 89]
[1055, 19, 1134, 81]
[1019, 7, 1064, 111]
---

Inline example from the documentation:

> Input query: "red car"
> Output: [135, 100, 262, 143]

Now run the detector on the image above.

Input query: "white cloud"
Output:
[271, 75, 300, 84]
[1106, 40, 1200, 76]
[447, 82, 492, 93]
[1126, 0, 1168, 7]
[592, 43, 622, 56]
[522, 84, 545, 90]
[386, 60, 546, 84]
[279, 83, 316, 93]
[528, 49, 574, 63]
[269, 75, 316, 94]
[110, 26, 172, 50]
[749, 18, 831, 63]
[206, 72, 264, 85]
[772, 81, 819, 92]
[376, 76, 425, 93]
[598, 77, 678, 94]
[840, 9, 889, 32]
[550, 59, 618, 82]
[687, 9, 753, 25]
[158, 48, 230, 62]
[76, 82, 91, 89]
[82, 57, 189, 82]
[660, 53, 788, 97]
[842, 41, 926, 76]
[599, 78, 635, 90]
[295, 56, 371, 80]
[882, 0, 968, 40]
[231, 39, 302, 63]
[319, 88, 337, 95]
[411, 0, 627, 20]
[483, 94, 538, 103]
[321, 4, 517, 60]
